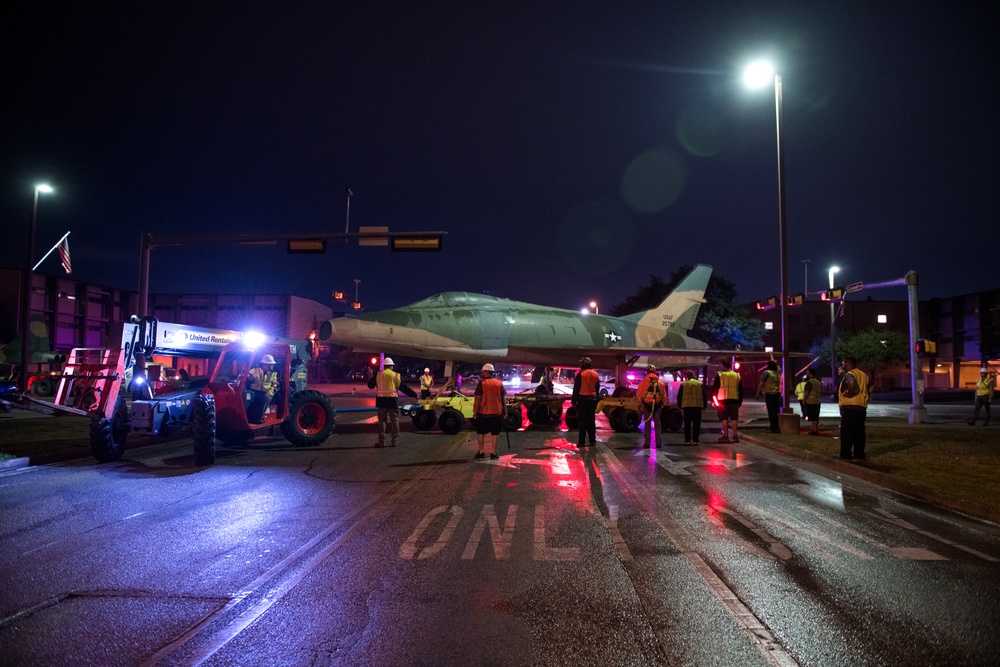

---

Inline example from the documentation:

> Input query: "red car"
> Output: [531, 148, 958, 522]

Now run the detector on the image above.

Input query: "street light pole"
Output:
[590, 301, 599, 315]
[829, 265, 840, 389]
[19, 184, 53, 392]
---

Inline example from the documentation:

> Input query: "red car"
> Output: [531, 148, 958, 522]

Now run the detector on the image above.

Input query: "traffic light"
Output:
[821, 288, 845, 302]
[915, 339, 937, 356]
[370, 356, 379, 366]
[756, 296, 778, 311]
[787, 293, 804, 307]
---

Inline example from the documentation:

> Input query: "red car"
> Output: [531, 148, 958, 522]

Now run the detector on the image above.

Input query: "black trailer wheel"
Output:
[621, 409, 641, 432]
[90, 397, 129, 462]
[608, 408, 623, 431]
[527, 403, 550, 425]
[564, 406, 579, 430]
[504, 405, 523, 430]
[412, 410, 437, 431]
[612, 386, 636, 398]
[281, 390, 336, 446]
[663, 407, 683, 432]
[32, 377, 55, 397]
[192, 394, 217, 465]
[439, 409, 464, 435]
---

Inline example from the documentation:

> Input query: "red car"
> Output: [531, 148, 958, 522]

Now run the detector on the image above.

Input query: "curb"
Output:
[0, 456, 30, 470]
[741, 434, 1000, 526]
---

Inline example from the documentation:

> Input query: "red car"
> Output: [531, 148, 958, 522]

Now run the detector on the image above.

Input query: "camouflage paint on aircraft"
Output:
[320, 265, 714, 369]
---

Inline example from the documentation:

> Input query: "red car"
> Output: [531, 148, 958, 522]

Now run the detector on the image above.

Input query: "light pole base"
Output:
[908, 406, 928, 424]
[778, 413, 801, 434]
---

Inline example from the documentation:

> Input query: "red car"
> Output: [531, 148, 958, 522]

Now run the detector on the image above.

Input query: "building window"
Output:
[765, 322, 774, 330]
[877, 314, 887, 323]
[764, 346, 774, 353]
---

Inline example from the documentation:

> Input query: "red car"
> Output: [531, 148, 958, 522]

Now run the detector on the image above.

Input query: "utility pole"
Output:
[801, 259, 810, 297]
[344, 188, 353, 235]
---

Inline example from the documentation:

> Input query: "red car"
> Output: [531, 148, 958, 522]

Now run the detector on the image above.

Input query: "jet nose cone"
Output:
[320, 317, 359, 343]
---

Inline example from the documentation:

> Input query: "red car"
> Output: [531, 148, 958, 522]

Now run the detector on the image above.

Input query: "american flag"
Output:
[58, 236, 72, 274]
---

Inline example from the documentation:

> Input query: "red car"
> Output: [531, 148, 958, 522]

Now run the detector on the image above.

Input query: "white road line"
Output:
[797, 504, 947, 561]
[142, 434, 465, 667]
[717, 508, 794, 561]
[872, 508, 999, 562]
[760, 506, 874, 562]
[596, 444, 799, 667]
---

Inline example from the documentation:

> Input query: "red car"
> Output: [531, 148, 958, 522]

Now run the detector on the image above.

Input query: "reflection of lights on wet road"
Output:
[706, 450, 727, 475]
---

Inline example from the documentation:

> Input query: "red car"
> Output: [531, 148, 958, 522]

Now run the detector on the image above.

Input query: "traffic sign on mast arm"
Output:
[846, 281, 864, 294]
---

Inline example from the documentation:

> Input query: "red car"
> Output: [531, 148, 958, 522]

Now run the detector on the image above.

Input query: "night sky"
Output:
[4, 1, 997, 316]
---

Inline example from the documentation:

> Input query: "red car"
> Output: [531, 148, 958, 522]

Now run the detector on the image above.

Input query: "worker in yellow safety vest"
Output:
[837, 356, 870, 460]
[679, 370, 707, 445]
[419, 368, 434, 399]
[712, 359, 743, 443]
[367, 357, 418, 447]
[803, 368, 823, 435]
[247, 354, 279, 424]
[968, 366, 995, 426]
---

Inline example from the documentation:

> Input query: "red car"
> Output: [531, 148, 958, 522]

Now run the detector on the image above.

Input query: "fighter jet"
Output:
[319, 264, 717, 371]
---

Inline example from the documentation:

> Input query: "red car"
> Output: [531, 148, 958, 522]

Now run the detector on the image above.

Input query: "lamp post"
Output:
[19, 184, 54, 392]
[828, 265, 839, 389]
[589, 301, 599, 315]
[744, 61, 791, 415]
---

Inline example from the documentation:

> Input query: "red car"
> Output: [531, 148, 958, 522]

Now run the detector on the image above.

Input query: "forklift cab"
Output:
[206, 341, 291, 433]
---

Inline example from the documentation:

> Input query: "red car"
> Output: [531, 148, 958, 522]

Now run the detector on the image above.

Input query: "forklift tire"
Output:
[612, 386, 636, 398]
[32, 378, 55, 397]
[663, 407, 683, 432]
[564, 406, 579, 430]
[280, 390, 335, 446]
[412, 410, 437, 431]
[192, 394, 217, 465]
[438, 409, 464, 435]
[609, 408, 623, 432]
[504, 405, 523, 431]
[90, 397, 129, 463]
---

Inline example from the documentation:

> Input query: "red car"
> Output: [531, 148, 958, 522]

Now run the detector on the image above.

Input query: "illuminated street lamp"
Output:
[744, 60, 792, 415]
[19, 184, 54, 392]
[829, 265, 840, 387]
[581, 301, 599, 316]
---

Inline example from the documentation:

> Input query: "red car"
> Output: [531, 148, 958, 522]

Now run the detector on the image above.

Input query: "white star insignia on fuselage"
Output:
[605, 331, 621, 343]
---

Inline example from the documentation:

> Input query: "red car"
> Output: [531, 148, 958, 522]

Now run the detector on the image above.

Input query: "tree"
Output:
[836, 328, 909, 386]
[609, 266, 764, 350]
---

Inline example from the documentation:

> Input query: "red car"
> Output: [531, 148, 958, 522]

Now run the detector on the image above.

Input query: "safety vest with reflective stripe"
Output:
[977, 376, 994, 397]
[578, 368, 600, 396]
[249, 368, 278, 397]
[716, 370, 740, 401]
[637, 373, 665, 405]
[376, 369, 401, 397]
[420, 373, 434, 391]
[838, 368, 870, 408]
[761, 369, 780, 394]
[477, 377, 505, 415]
[679, 379, 705, 409]
[795, 381, 806, 400]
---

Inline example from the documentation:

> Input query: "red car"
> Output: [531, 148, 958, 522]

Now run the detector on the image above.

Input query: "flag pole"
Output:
[32, 231, 71, 271]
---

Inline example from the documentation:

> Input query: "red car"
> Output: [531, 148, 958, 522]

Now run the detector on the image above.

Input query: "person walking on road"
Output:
[969, 366, 994, 426]
[637, 364, 666, 447]
[712, 359, 743, 443]
[419, 367, 434, 399]
[757, 360, 782, 433]
[367, 357, 417, 447]
[837, 356, 870, 460]
[679, 370, 707, 445]
[803, 368, 823, 435]
[474, 363, 506, 459]
[571, 356, 601, 448]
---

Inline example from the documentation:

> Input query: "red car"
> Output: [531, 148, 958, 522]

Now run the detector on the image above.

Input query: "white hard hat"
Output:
[482, 363, 495, 372]
[646, 364, 656, 372]
[982, 367, 989, 373]
[260, 354, 276, 364]
[424, 368, 430, 373]
[383, 357, 394, 366]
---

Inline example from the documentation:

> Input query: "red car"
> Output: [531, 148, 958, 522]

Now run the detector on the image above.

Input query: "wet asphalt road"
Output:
[1, 395, 998, 666]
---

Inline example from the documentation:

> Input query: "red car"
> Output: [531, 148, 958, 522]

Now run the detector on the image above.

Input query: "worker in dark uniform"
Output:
[837, 356, 870, 460]
[679, 370, 707, 445]
[571, 356, 601, 448]
[367, 357, 418, 447]
[474, 363, 506, 460]
[636, 364, 666, 447]
[756, 360, 782, 433]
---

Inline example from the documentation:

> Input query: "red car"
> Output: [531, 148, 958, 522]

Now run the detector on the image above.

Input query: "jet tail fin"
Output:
[622, 264, 712, 333]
